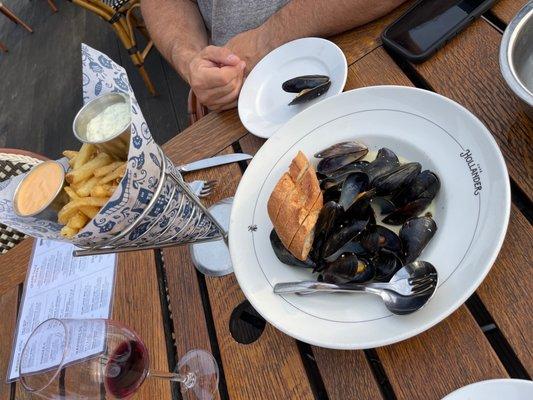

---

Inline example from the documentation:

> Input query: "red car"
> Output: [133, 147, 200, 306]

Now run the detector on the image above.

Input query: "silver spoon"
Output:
[273, 260, 438, 315]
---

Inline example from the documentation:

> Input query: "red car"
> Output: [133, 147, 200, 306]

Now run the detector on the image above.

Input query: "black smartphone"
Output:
[382, 0, 496, 63]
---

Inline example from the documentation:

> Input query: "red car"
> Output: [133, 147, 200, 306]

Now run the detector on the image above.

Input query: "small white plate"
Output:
[238, 38, 347, 139]
[442, 379, 533, 400]
[229, 86, 510, 349]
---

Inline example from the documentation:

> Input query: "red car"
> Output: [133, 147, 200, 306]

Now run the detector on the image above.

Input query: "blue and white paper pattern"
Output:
[0, 44, 164, 245]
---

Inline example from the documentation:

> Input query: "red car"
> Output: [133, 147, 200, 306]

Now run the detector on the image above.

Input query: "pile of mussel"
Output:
[270, 141, 440, 284]
[282, 75, 331, 105]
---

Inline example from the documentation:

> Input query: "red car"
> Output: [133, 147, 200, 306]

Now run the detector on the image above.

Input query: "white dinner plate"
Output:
[229, 86, 510, 349]
[238, 37, 347, 138]
[441, 379, 533, 400]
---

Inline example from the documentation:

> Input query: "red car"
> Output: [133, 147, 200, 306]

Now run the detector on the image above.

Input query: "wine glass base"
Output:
[176, 349, 219, 400]
[190, 197, 233, 276]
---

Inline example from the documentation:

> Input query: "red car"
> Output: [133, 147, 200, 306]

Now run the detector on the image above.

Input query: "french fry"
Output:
[76, 176, 100, 197]
[63, 150, 78, 159]
[98, 163, 127, 185]
[94, 161, 126, 178]
[58, 197, 108, 224]
[90, 184, 117, 198]
[67, 152, 112, 184]
[73, 143, 96, 169]
[60, 225, 78, 238]
[67, 211, 89, 230]
[64, 186, 80, 200]
[79, 206, 100, 219]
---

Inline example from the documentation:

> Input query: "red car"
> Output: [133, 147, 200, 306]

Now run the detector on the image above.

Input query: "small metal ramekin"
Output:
[500, 2, 533, 119]
[13, 160, 66, 221]
[73, 93, 131, 158]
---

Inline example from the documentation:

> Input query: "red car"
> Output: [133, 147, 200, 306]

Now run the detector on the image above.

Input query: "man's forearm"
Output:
[258, 0, 406, 53]
[141, 0, 208, 82]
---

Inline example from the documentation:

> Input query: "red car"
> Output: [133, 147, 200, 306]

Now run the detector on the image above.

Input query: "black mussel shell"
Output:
[344, 196, 375, 225]
[270, 230, 315, 268]
[282, 75, 330, 93]
[382, 198, 431, 225]
[321, 253, 375, 283]
[372, 250, 403, 282]
[317, 153, 365, 175]
[371, 162, 422, 196]
[314, 141, 368, 159]
[383, 170, 440, 225]
[372, 197, 396, 215]
[325, 161, 369, 180]
[365, 147, 400, 183]
[311, 201, 344, 260]
[390, 170, 440, 208]
[399, 215, 437, 264]
[323, 240, 366, 263]
[323, 186, 342, 203]
[339, 172, 370, 211]
[322, 217, 369, 259]
[359, 225, 402, 256]
[289, 80, 331, 106]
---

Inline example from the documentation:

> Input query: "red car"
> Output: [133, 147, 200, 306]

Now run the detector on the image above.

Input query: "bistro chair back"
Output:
[69, 0, 156, 95]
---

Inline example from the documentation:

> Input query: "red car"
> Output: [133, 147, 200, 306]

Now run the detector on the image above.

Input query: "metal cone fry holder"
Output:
[73, 146, 229, 264]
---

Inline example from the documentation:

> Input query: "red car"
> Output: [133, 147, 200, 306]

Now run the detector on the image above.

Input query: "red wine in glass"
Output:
[105, 340, 150, 399]
[19, 319, 219, 400]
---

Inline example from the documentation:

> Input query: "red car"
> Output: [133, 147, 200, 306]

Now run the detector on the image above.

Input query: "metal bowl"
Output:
[500, 1, 533, 118]
[73, 92, 131, 158]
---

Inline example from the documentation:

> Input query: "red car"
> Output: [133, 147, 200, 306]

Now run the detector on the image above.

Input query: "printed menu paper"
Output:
[7, 239, 116, 381]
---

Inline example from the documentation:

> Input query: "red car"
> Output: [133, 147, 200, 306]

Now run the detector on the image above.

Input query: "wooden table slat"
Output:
[491, 0, 529, 24]
[476, 205, 533, 375]
[163, 147, 315, 400]
[412, 19, 533, 199]
[111, 250, 172, 400]
[331, 1, 414, 66]
[378, 306, 509, 400]
[0, 287, 19, 400]
[0, 239, 32, 297]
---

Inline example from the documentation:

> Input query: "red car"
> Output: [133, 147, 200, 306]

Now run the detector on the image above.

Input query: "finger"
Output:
[209, 78, 243, 110]
[201, 62, 245, 87]
[198, 75, 241, 104]
[203, 45, 241, 66]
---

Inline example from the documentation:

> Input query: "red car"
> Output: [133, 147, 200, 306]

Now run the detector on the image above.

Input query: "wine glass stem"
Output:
[149, 370, 196, 388]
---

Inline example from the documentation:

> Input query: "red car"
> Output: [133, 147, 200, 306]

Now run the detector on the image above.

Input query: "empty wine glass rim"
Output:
[19, 318, 70, 393]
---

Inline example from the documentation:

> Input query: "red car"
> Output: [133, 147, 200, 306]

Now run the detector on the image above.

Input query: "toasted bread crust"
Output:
[268, 152, 323, 261]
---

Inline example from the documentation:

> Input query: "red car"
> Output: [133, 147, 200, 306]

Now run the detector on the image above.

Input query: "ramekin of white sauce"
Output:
[73, 93, 131, 159]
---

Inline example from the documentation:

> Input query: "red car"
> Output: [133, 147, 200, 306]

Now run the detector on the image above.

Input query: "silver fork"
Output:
[189, 180, 218, 198]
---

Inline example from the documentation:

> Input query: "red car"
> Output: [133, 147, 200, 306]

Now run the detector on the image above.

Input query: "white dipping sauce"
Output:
[86, 102, 130, 142]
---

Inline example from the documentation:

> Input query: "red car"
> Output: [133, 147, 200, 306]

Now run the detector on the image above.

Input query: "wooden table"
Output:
[1, 1, 531, 399]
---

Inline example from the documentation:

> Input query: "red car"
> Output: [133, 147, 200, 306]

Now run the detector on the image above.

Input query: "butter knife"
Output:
[177, 153, 253, 173]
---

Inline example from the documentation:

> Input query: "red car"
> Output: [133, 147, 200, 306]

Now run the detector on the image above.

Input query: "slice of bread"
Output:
[288, 192, 323, 260]
[268, 151, 323, 261]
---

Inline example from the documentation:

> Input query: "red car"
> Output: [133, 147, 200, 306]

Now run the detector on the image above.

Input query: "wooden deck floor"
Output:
[0, 0, 190, 159]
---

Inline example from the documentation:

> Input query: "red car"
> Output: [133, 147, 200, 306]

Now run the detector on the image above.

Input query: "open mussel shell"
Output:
[399, 215, 437, 264]
[321, 253, 375, 284]
[270, 230, 315, 268]
[311, 201, 344, 261]
[358, 225, 402, 256]
[383, 170, 440, 225]
[339, 172, 370, 211]
[322, 216, 369, 259]
[315, 141, 368, 159]
[371, 162, 422, 196]
[365, 147, 400, 183]
[289, 80, 331, 106]
[282, 75, 330, 93]
[372, 250, 403, 282]
[316, 148, 369, 175]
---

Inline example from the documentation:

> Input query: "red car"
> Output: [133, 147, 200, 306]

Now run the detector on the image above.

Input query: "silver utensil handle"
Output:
[273, 281, 381, 295]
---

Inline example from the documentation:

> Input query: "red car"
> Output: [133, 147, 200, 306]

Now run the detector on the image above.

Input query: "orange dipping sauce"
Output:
[14, 161, 65, 216]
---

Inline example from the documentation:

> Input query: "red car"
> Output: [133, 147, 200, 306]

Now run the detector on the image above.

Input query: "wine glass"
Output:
[18, 318, 219, 400]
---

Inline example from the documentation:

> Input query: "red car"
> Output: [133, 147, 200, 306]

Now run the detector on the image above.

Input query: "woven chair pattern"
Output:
[0, 154, 41, 254]
[102, 0, 131, 11]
